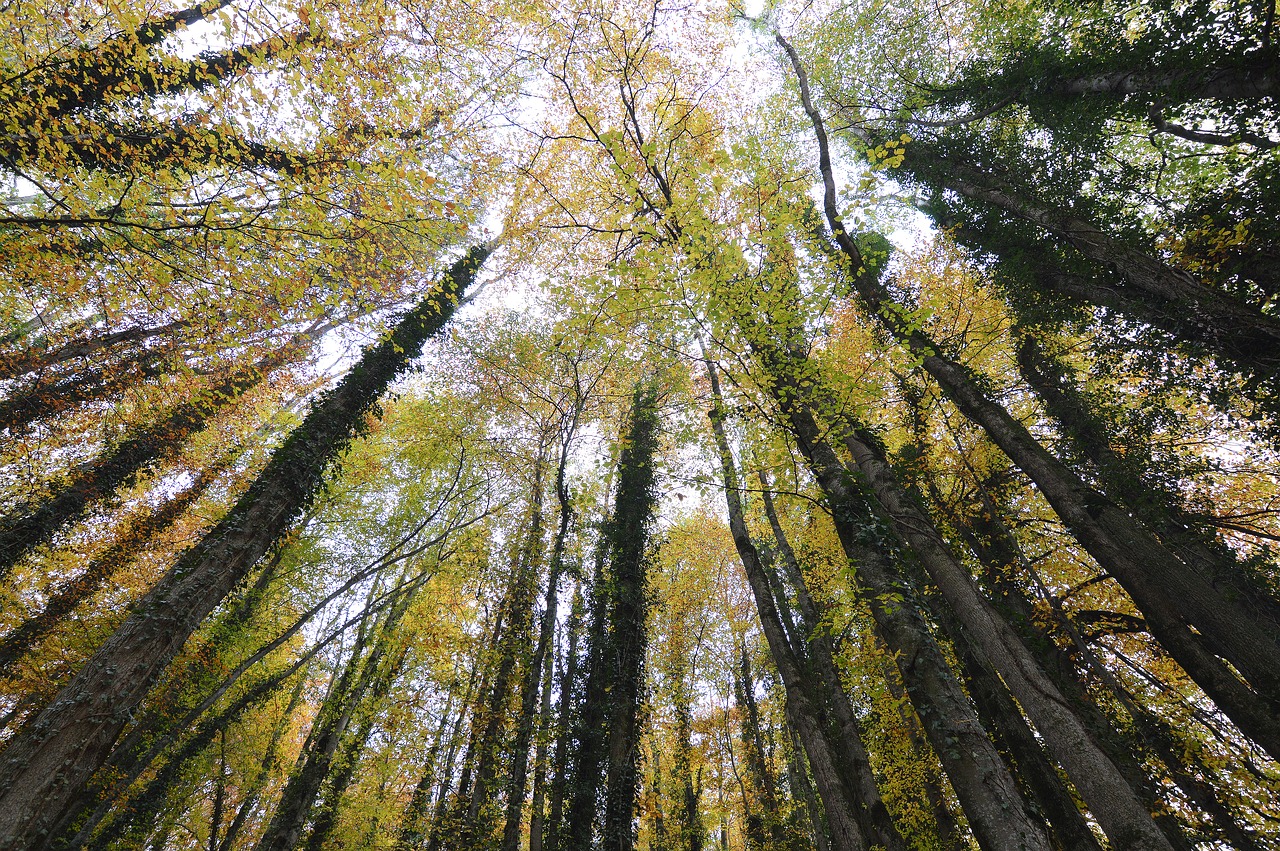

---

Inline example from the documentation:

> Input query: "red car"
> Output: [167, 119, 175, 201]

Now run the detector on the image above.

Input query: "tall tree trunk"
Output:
[833, 410, 1175, 850]
[706, 363, 887, 851]
[254, 585, 412, 851]
[0, 319, 186, 381]
[928, 460, 1204, 850]
[542, 589, 584, 851]
[503, 419, 579, 851]
[729, 302, 1052, 849]
[783, 726, 828, 851]
[526, 622, 559, 851]
[216, 670, 309, 851]
[301, 643, 411, 851]
[0, 248, 489, 851]
[776, 31, 1280, 758]
[459, 454, 548, 848]
[0, 343, 171, 436]
[565, 384, 662, 851]
[755, 476, 905, 851]
[733, 645, 785, 850]
[942, 603, 1108, 851]
[395, 667, 470, 851]
[907, 144, 1280, 378]
[673, 680, 703, 851]
[1014, 333, 1280, 627]
[601, 384, 662, 851]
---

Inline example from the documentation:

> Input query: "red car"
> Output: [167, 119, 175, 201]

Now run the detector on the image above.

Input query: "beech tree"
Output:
[2, 0, 1278, 848]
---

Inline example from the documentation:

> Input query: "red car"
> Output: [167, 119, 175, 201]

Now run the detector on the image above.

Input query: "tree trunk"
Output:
[779, 29, 1280, 758]
[0, 343, 171, 437]
[1014, 333, 1280, 628]
[459, 454, 548, 848]
[706, 362, 878, 851]
[943, 605, 1107, 851]
[783, 725, 828, 851]
[930, 463, 1202, 851]
[0, 319, 185, 381]
[216, 670, 309, 851]
[733, 645, 785, 850]
[919, 147, 1280, 379]
[565, 384, 661, 851]
[395, 667, 469, 851]
[755, 476, 905, 851]
[735, 288, 1050, 850]
[0, 248, 489, 851]
[255, 586, 411, 851]
[503, 424, 578, 851]
[673, 682, 703, 851]
[601, 384, 662, 851]
[542, 589, 584, 851]
[301, 642, 411, 851]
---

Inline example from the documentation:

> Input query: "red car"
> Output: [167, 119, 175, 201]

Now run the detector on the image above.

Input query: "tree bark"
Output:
[0, 318, 185, 381]
[736, 303, 1050, 849]
[1014, 333, 1280, 629]
[564, 384, 661, 851]
[503, 417, 580, 851]
[754, 476, 905, 851]
[601, 384, 661, 851]
[542, 590, 584, 851]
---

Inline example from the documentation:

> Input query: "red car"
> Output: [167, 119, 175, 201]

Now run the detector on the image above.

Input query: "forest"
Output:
[0, 0, 1277, 848]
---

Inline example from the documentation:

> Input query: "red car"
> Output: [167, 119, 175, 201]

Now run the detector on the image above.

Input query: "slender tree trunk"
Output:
[0, 319, 186, 380]
[834, 409, 1176, 850]
[754, 476, 904, 851]
[926, 458, 1203, 851]
[734, 646, 785, 850]
[650, 746, 670, 851]
[0, 248, 489, 851]
[542, 590, 583, 851]
[503, 426, 578, 851]
[395, 670, 469, 851]
[942, 604, 1107, 851]
[0, 344, 171, 436]
[302, 643, 411, 851]
[215, 670, 309, 851]
[255, 587, 412, 851]
[909, 144, 1280, 377]
[706, 362, 878, 851]
[673, 682, 703, 851]
[431, 607, 509, 851]
[460, 456, 548, 848]
[737, 319, 1051, 850]
[527, 623, 558, 851]
[783, 726, 828, 851]
[1014, 333, 1280, 627]
[565, 384, 662, 851]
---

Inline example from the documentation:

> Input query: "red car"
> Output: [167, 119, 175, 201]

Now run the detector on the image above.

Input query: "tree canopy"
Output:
[0, 0, 1277, 849]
